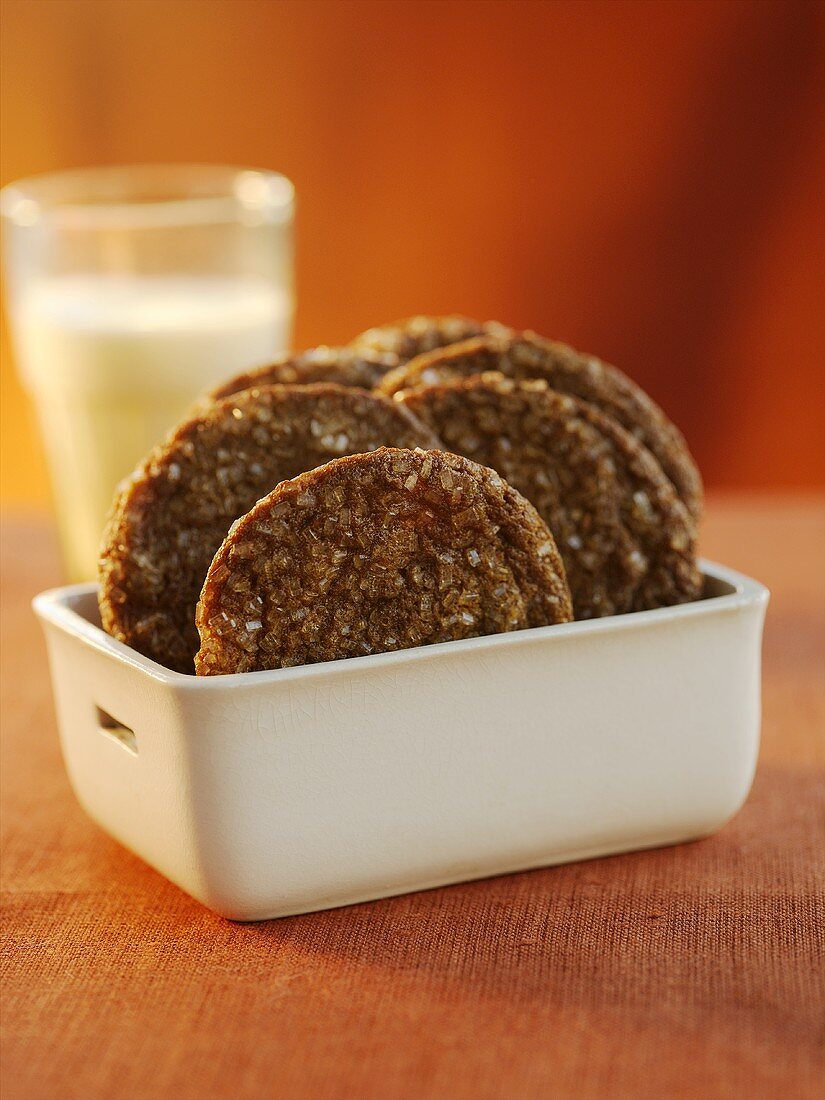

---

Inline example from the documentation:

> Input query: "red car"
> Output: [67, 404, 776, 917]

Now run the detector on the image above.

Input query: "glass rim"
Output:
[0, 164, 295, 230]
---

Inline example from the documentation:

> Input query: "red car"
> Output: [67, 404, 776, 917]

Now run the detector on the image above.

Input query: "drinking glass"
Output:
[1, 164, 294, 581]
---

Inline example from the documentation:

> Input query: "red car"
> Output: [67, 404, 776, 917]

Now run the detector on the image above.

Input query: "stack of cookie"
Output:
[98, 316, 702, 674]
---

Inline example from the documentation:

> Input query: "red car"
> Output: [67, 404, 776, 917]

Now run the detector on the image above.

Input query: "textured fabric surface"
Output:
[1, 499, 824, 1100]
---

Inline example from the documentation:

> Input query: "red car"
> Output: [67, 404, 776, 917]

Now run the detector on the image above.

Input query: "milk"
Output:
[14, 274, 292, 580]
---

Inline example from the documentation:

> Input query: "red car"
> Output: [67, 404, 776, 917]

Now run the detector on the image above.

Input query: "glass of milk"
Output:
[1, 164, 294, 581]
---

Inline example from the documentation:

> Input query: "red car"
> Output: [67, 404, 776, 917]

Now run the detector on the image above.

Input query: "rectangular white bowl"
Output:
[33, 561, 768, 921]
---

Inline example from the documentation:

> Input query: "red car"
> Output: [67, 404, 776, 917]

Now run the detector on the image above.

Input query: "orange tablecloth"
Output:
[2, 498, 823, 1100]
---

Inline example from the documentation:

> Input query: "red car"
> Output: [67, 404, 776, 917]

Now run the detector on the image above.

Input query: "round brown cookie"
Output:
[399, 375, 701, 619]
[207, 346, 399, 401]
[99, 385, 442, 673]
[349, 315, 511, 365]
[195, 447, 573, 674]
[377, 333, 702, 522]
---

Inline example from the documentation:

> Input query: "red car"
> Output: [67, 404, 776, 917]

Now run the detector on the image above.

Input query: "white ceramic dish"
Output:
[34, 561, 768, 921]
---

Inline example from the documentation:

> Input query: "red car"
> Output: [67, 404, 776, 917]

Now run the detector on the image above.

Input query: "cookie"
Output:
[99, 385, 442, 672]
[399, 374, 701, 618]
[195, 447, 573, 674]
[377, 333, 703, 522]
[207, 346, 399, 401]
[349, 315, 510, 365]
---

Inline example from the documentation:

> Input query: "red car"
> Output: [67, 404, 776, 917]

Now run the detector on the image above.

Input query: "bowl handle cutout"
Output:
[95, 706, 138, 755]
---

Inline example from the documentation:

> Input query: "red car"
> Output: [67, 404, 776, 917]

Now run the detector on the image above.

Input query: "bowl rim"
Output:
[32, 559, 769, 691]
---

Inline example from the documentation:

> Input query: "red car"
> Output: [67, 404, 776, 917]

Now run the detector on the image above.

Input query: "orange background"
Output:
[2, 0, 824, 504]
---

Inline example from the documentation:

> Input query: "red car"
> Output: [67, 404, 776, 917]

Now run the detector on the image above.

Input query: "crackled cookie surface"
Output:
[378, 333, 702, 521]
[400, 375, 701, 618]
[99, 386, 441, 672]
[195, 447, 573, 674]
[349, 315, 510, 365]
[208, 346, 399, 401]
